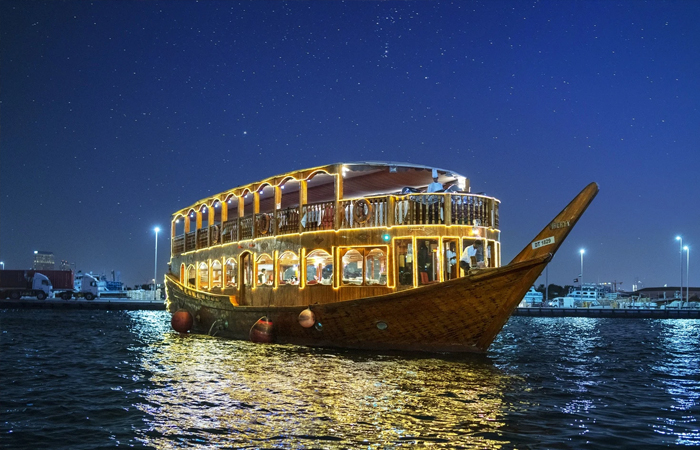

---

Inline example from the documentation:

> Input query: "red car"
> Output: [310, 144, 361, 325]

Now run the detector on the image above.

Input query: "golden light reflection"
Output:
[133, 329, 515, 449]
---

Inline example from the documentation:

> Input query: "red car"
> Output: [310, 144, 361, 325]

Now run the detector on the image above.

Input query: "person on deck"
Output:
[446, 243, 457, 279]
[460, 240, 484, 272]
[426, 169, 443, 193]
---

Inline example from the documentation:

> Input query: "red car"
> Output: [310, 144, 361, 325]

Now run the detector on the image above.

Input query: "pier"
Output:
[514, 307, 700, 319]
[0, 297, 165, 311]
[3, 299, 699, 319]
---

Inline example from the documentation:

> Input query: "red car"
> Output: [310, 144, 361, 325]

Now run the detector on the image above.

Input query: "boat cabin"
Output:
[168, 162, 501, 308]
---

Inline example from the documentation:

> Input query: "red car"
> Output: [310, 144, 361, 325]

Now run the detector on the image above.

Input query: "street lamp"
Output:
[0, 261, 4, 270]
[676, 236, 683, 301]
[684, 245, 689, 306]
[579, 249, 585, 301]
[154, 227, 160, 300]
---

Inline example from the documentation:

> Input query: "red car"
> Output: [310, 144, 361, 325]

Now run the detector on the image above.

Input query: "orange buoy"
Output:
[298, 308, 315, 328]
[171, 310, 193, 334]
[249, 316, 274, 343]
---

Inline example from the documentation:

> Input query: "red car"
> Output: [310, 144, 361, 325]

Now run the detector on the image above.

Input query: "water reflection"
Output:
[131, 326, 516, 449]
[653, 320, 700, 445]
[120, 313, 700, 448]
[491, 317, 700, 448]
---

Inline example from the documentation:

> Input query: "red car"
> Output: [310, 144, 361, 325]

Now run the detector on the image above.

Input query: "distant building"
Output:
[58, 260, 72, 271]
[635, 287, 700, 301]
[33, 251, 55, 270]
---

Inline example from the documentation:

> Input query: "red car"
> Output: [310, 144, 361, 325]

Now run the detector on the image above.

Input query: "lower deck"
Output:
[170, 230, 501, 308]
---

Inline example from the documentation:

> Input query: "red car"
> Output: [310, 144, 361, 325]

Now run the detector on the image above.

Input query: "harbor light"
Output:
[0, 261, 4, 270]
[684, 245, 689, 305]
[154, 227, 160, 301]
[579, 249, 585, 299]
[676, 236, 683, 301]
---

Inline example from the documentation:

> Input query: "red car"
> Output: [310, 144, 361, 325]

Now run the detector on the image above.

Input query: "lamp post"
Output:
[0, 261, 4, 270]
[154, 227, 160, 300]
[580, 249, 585, 301]
[676, 236, 683, 301]
[684, 245, 689, 307]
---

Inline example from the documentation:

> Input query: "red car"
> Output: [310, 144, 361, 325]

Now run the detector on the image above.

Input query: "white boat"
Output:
[519, 286, 543, 307]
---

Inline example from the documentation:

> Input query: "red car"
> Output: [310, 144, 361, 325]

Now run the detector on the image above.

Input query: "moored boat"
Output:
[519, 286, 544, 307]
[164, 162, 598, 353]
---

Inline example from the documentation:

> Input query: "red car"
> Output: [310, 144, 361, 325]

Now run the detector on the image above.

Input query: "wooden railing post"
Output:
[444, 194, 452, 226]
[387, 196, 395, 227]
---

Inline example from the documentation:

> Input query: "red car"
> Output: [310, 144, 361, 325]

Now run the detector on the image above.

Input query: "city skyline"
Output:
[1, 1, 698, 287]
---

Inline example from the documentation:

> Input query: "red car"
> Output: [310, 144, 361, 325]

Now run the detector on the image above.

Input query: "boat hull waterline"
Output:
[165, 182, 598, 353]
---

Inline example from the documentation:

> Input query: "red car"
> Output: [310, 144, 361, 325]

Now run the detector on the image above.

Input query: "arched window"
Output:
[256, 254, 274, 287]
[365, 248, 387, 286]
[278, 251, 299, 285]
[242, 253, 253, 286]
[198, 262, 209, 290]
[186, 265, 196, 288]
[341, 249, 364, 285]
[225, 258, 237, 287]
[211, 260, 222, 288]
[306, 249, 333, 285]
[341, 247, 388, 286]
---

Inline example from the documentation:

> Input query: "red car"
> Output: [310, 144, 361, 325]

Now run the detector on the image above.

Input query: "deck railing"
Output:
[395, 194, 444, 225]
[184, 231, 196, 252]
[276, 206, 300, 235]
[196, 229, 208, 249]
[172, 193, 499, 255]
[239, 216, 253, 241]
[173, 236, 185, 254]
[451, 194, 498, 228]
[301, 201, 335, 231]
[255, 212, 274, 238]
[340, 197, 387, 228]
[221, 219, 238, 243]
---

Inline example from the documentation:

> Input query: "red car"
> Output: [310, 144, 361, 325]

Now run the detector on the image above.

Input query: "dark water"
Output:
[1, 310, 698, 449]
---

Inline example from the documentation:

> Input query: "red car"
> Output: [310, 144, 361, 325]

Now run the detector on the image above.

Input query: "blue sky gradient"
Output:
[1, 1, 698, 289]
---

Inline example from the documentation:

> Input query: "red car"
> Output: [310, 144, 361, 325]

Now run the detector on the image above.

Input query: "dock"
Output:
[514, 307, 700, 319]
[0, 297, 165, 311]
[3, 300, 699, 318]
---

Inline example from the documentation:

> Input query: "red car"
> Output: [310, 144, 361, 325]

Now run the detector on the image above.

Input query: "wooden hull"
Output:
[165, 255, 548, 353]
[165, 182, 598, 353]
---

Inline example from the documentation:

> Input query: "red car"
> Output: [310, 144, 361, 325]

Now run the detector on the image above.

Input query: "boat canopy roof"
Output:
[173, 161, 471, 217]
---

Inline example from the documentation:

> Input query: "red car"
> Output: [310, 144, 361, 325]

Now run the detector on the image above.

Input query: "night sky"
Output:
[1, 1, 698, 290]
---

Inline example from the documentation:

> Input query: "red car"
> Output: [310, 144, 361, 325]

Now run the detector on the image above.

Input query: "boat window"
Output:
[256, 254, 274, 287]
[211, 260, 222, 288]
[417, 239, 439, 285]
[306, 250, 333, 285]
[341, 247, 387, 286]
[187, 265, 196, 288]
[341, 250, 364, 285]
[225, 258, 237, 287]
[365, 249, 387, 286]
[484, 240, 493, 267]
[278, 251, 300, 285]
[395, 239, 413, 289]
[198, 262, 209, 290]
[443, 239, 458, 281]
[460, 238, 490, 274]
[241, 253, 253, 287]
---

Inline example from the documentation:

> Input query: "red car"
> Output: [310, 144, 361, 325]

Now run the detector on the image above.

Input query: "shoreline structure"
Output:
[3, 298, 699, 319]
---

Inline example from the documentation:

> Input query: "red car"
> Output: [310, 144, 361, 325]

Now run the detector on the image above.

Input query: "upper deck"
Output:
[170, 162, 500, 255]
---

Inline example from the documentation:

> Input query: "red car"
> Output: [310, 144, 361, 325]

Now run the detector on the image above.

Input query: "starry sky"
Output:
[1, 1, 698, 290]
